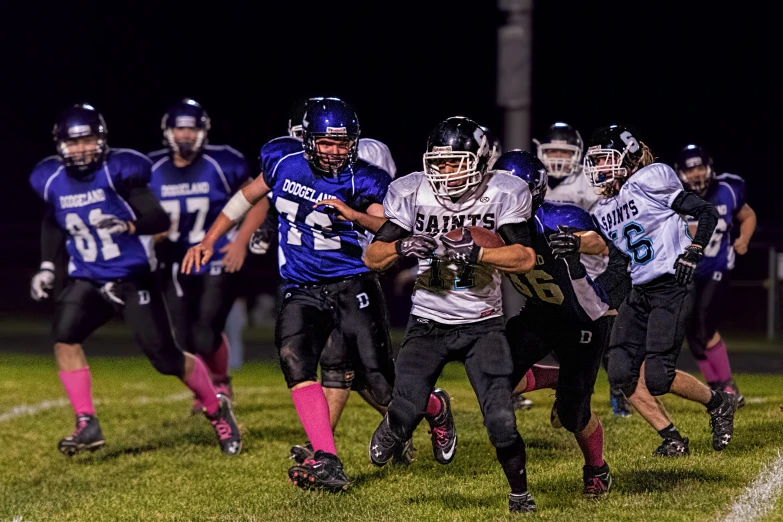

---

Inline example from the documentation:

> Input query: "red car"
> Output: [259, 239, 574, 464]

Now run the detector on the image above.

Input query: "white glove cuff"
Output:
[40, 261, 55, 272]
[223, 190, 253, 222]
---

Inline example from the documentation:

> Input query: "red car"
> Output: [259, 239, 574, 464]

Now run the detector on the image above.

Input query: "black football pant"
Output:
[686, 271, 730, 360]
[608, 274, 695, 397]
[161, 262, 239, 357]
[52, 275, 185, 377]
[507, 307, 610, 433]
[275, 273, 394, 407]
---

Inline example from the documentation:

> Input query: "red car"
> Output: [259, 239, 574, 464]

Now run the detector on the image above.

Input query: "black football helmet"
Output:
[287, 97, 323, 139]
[423, 116, 491, 200]
[583, 124, 644, 190]
[674, 144, 714, 197]
[479, 125, 503, 169]
[53, 103, 109, 178]
[494, 149, 548, 212]
[534, 122, 583, 178]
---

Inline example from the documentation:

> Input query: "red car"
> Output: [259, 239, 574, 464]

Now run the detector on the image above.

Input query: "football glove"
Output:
[674, 245, 703, 285]
[94, 215, 130, 235]
[30, 265, 55, 301]
[395, 235, 438, 259]
[549, 225, 581, 258]
[441, 227, 482, 265]
[248, 227, 272, 255]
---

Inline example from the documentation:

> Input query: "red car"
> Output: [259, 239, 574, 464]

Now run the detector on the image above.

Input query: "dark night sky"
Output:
[0, 0, 779, 314]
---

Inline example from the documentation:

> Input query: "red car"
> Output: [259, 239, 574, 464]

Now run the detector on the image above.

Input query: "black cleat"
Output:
[709, 390, 737, 451]
[205, 394, 242, 456]
[369, 415, 401, 467]
[426, 388, 457, 465]
[288, 450, 350, 492]
[653, 437, 690, 457]
[583, 462, 613, 499]
[290, 440, 315, 465]
[512, 392, 534, 411]
[723, 379, 745, 409]
[509, 491, 537, 513]
[58, 414, 105, 456]
[392, 438, 416, 465]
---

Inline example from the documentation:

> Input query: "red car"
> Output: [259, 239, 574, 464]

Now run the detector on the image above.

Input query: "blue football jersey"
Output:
[29, 149, 157, 282]
[259, 137, 390, 284]
[510, 201, 610, 324]
[690, 173, 747, 277]
[149, 145, 250, 275]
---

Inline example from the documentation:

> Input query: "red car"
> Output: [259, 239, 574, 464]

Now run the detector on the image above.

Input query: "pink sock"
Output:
[185, 357, 220, 415]
[523, 365, 559, 392]
[59, 367, 95, 416]
[697, 359, 718, 383]
[706, 340, 733, 383]
[575, 420, 605, 468]
[203, 333, 230, 382]
[425, 393, 442, 417]
[292, 383, 337, 455]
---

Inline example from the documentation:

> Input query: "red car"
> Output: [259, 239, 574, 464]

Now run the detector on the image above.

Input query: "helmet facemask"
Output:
[583, 146, 631, 196]
[537, 142, 582, 178]
[57, 131, 107, 177]
[304, 133, 359, 177]
[423, 147, 486, 199]
[164, 125, 207, 161]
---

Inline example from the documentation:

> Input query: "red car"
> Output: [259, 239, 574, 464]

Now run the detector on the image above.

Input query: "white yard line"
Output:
[721, 453, 783, 522]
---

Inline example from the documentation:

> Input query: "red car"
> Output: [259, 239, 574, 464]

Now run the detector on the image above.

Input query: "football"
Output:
[444, 226, 505, 248]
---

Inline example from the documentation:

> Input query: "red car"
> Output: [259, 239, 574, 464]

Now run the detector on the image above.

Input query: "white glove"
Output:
[31, 262, 55, 301]
[248, 228, 271, 255]
[94, 215, 130, 235]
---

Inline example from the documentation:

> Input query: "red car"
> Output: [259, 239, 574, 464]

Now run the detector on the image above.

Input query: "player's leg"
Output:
[119, 274, 241, 456]
[370, 316, 450, 467]
[51, 279, 115, 455]
[463, 318, 536, 513]
[318, 328, 355, 430]
[505, 311, 557, 399]
[279, 288, 349, 492]
[646, 280, 737, 451]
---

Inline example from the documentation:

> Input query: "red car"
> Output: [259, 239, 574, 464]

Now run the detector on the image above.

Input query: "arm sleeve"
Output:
[372, 219, 412, 243]
[498, 222, 532, 247]
[497, 182, 532, 227]
[126, 186, 171, 235]
[670, 191, 719, 248]
[41, 207, 67, 264]
[635, 164, 685, 208]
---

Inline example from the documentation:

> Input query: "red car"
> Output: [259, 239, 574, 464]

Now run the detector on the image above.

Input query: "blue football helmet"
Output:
[302, 97, 360, 176]
[52, 103, 108, 178]
[494, 149, 548, 212]
[161, 98, 211, 160]
[674, 144, 714, 197]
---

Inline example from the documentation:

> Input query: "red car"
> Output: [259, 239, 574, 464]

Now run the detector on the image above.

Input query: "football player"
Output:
[571, 124, 737, 457]
[181, 98, 426, 492]
[29, 104, 241, 457]
[494, 150, 615, 499]
[365, 117, 540, 514]
[534, 122, 633, 417]
[675, 144, 756, 406]
[149, 98, 262, 413]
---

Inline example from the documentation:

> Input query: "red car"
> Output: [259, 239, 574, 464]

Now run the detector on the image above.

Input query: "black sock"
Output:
[705, 390, 723, 410]
[496, 435, 528, 494]
[657, 423, 684, 441]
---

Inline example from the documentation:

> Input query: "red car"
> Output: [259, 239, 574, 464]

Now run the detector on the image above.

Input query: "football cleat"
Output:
[611, 392, 633, 417]
[426, 388, 457, 465]
[58, 414, 105, 456]
[709, 390, 737, 451]
[512, 392, 534, 411]
[392, 438, 417, 465]
[290, 440, 315, 465]
[583, 463, 613, 499]
[369, 415, 401, 467]
[508, 491, 537, 513]
[205, 394, 242, 456]
[714, 379, 745, 409]
[214, 376, 234, 402]
[653, 437, 690, 457]
[288, 450, 351, 493]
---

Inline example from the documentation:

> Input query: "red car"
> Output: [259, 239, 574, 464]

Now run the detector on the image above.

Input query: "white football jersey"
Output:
[544, 173, 607, 279]
[591, 163, 691, 285]
[384, 171, 532, 324]
[359, 138, 397, 179]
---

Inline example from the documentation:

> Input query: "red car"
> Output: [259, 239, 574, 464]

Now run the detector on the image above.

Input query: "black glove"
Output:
[673, 245, 703, 285]
[549, 225, 581, 259]
[395, 235, 438, 259]
[249, 226, 273, 255]
[440, 227, 482, 264]
[94, 216, 130, 235]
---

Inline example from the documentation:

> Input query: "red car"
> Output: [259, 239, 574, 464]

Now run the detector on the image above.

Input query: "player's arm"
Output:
[124, 185, 171, 235]
[574, 231, 608, 255]
[31, 207, 66, 301]
[733, 203, 756, 255]
[483, 222, 536, 274]
[220, 180, 270, 272]
[670, 191, 719, 249]
[313, 199, 387, 233]
[366, 220, 437, 271]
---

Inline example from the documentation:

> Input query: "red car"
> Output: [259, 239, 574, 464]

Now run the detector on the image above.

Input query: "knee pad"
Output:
[320, 368, 354, 389]
[644, 364, 675, 396]
[485, 409, 519, 449]
[607, 350, 640, 398]
[279, 343, 317, 388]
[555, 393, 592, 434]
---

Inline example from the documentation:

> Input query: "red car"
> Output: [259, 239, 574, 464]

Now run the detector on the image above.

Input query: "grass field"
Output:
[2, 353, 783, 522]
